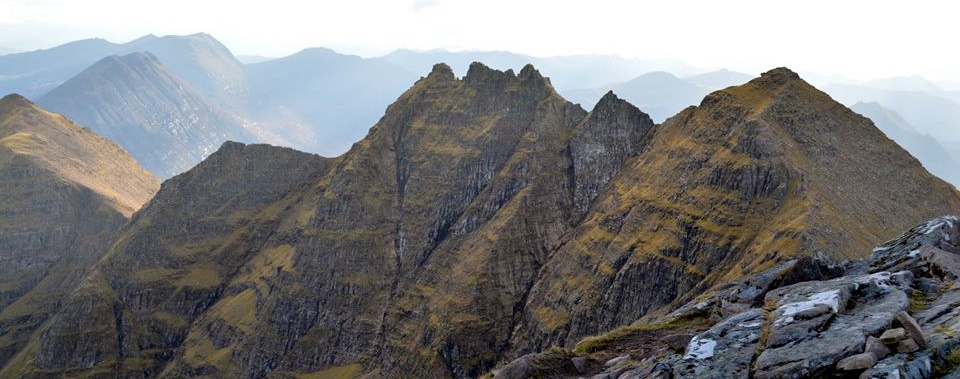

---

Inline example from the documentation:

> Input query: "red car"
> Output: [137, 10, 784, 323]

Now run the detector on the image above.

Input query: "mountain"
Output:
[0, 94, 158, 370]
[3, 65, 959, 379]
[505, 68, 960, 359]
[236, 55, 275, 64]
[684, 69, 756, 89]
[824, 83, 960, 142]
[0, 38, 119, 97]
[37, 52, 260, 179]
[0, 47, 23, 55]
[123, 34, 248, 107]
[852, 102, 960, 187]
[949, 145, 960, 165]
[0, 33, 246, 104]
[564, 71, 712, 122]
[243, 47, 418, 155]
[494, 214, 960, 378]
[380, 49, 701, 92]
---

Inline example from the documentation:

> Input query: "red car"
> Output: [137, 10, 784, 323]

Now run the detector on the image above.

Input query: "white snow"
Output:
[853, 272, 892, 290]
[924, 222, 944, 235]
[908, 249, 921, 258]
[872, 246, 892, 253]
[684, 336, 717, 360]
[774, 289, 842, 326]
[737, 321, 763, 328]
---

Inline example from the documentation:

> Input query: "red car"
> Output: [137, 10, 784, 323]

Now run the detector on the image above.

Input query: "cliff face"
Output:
[37, 52, 258, 179]
[4, 65, 960, 379]
[508, 68, 960, 355]
[0, 94, 158, 372]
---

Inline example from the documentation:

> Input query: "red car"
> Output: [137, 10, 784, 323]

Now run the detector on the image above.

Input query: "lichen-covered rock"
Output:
[672, 310, 763, 379]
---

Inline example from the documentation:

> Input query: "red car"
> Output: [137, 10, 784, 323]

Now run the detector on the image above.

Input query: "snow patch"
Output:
[684, 336, 717, 360]
[908, 249, 921, 258]
[774, 290, 841, 326]
[872, 246, 892, 253]
[853, 272, 892, 290]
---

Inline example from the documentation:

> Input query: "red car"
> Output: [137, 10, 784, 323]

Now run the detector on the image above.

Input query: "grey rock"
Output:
[895, 338, 920, 353]
[865, 336, 892, 360]
[606, 355, 630, 368]
[672, 310, 763, 379]
[663, 333, 694, 352]
[895, 311, 927, 348]
[880, 328, 908, 344]
[837, 352, 878, 370]
[754, 272, 909, 379]
[492, 354, 535, 379]
[572, 356, 590, 373]
[793, 303, 833, 320]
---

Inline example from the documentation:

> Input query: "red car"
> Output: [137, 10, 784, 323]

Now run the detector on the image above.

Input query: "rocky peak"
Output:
[570, 90, 655, 216]
[426, 62, 456, 82]
[754, 66, 802, 88]
[0, 93, 32, 109]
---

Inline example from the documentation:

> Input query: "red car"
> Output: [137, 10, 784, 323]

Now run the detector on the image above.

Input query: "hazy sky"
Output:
[1, 0, 959, 80]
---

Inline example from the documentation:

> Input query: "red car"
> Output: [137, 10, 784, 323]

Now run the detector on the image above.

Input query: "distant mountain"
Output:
[564, 71, 712, 122]
[123, 33, 248, 107]
[37, 52, 260, 178]
[0, 94, 158, 370]
[684, 69, 756, 89]
[243, 47, 418, 154]
[852, 102, 960, 187]
[237, 55, 276, 64]
[0, 47, 22, 55]
[0, 38, 119, 97]
[9, 65, 959, 379]
[380, 49, 701, 92]
[824, 83, 960, 142]
[0, 33, 246, 104]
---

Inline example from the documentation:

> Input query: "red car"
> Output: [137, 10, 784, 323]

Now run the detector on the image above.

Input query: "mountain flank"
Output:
[2, 65, 959, 379]
[0, 94, 158, 371]
[37, 52, 261, 179]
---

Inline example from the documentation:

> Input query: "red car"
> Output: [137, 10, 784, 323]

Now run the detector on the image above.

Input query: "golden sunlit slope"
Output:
[0, 93, 159, 371]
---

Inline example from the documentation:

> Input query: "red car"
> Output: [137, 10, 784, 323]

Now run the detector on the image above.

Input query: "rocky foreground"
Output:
[492, 215, 960, 379]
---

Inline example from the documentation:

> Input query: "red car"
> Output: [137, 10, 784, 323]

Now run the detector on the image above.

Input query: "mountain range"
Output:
[0, 61, 958, 379]
[4, 33, 960, 188]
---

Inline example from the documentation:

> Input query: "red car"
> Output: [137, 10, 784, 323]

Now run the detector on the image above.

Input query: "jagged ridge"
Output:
[3, 65, 960, 379]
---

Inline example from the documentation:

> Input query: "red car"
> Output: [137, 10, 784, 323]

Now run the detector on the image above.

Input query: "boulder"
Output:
[895, 338, 920, 353]
[895, 311, 927, 348]
[864, 336, 891, 360]
[837, 352, 878, 370]
[879, 328, 907, 345]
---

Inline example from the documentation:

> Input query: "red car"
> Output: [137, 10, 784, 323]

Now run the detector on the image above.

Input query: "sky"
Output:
[1, 0, 959, 81]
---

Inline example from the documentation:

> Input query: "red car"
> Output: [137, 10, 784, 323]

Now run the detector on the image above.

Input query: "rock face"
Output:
[3, 65, 960, 379]
[37, 52, 263, 179]
[497, 215, 960, 379]
[0, 94, 158, 371]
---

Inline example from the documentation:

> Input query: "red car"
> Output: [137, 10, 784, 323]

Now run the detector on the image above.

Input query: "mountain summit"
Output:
[2, 65, 959, 379]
